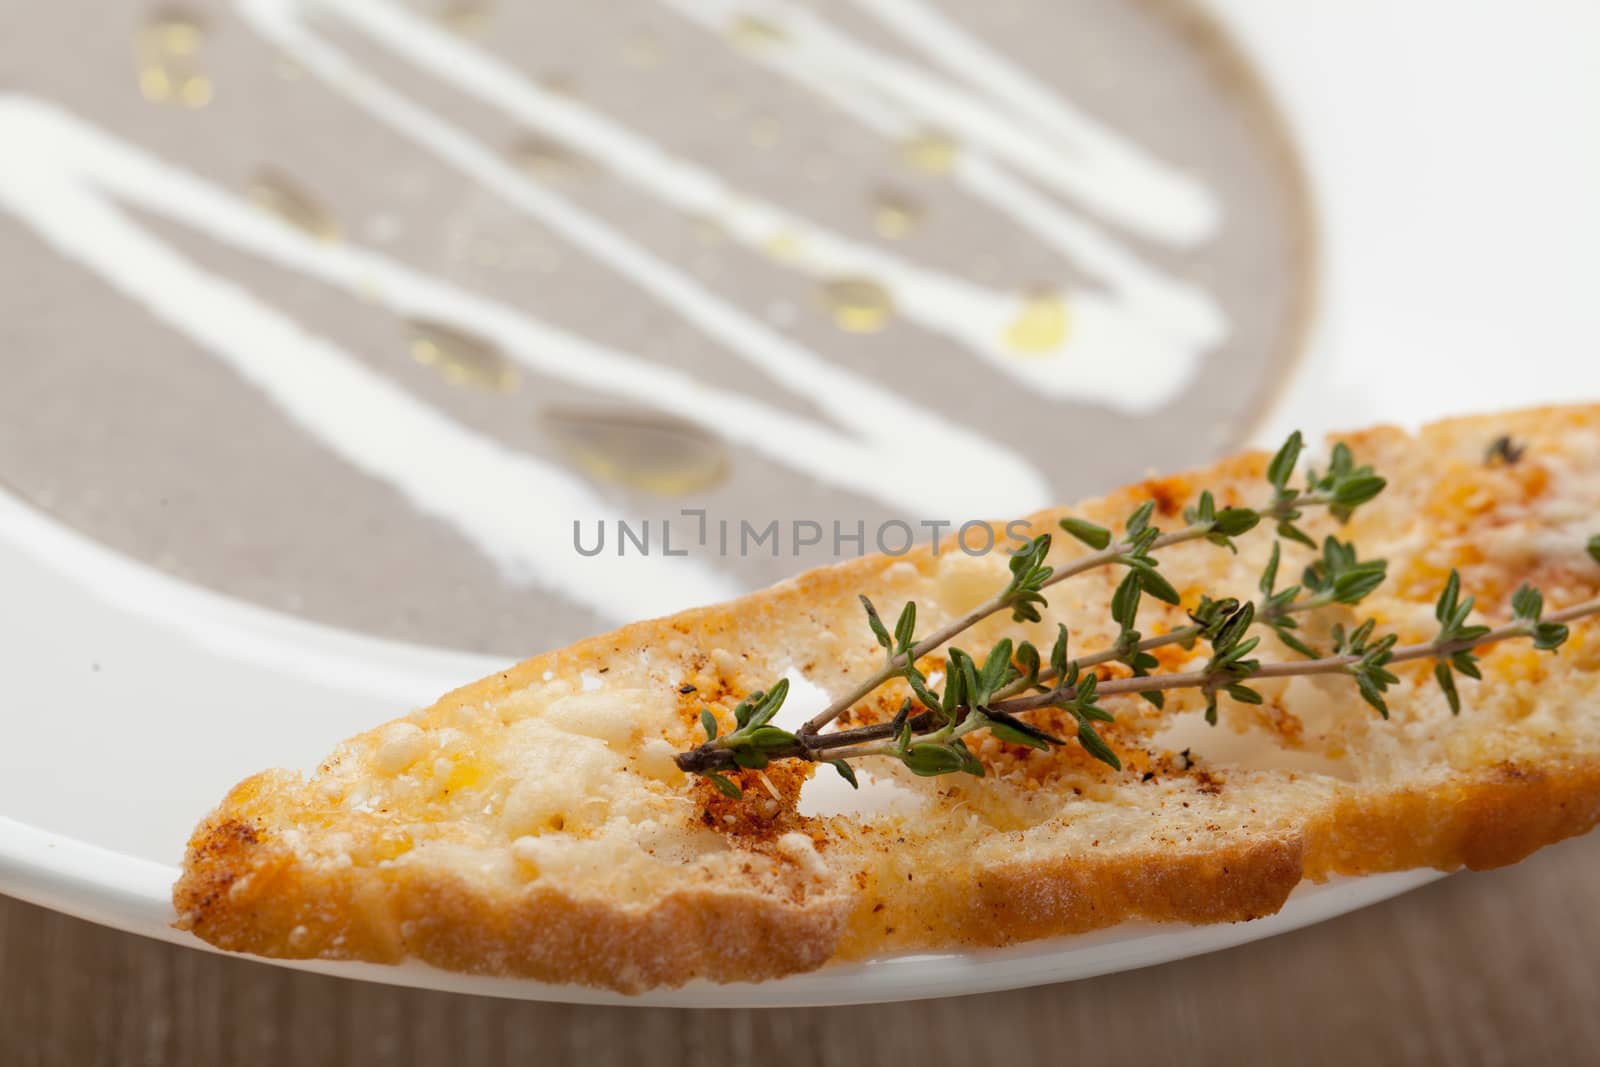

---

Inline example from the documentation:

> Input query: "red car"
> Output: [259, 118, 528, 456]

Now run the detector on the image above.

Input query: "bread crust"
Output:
[175, 404, 1600, 990]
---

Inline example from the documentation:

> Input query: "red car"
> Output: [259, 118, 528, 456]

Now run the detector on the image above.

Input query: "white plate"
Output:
[3, 0, 1599, 1007]
[0, 485, 1445, 1006]
[0, 486, 1447, 1008]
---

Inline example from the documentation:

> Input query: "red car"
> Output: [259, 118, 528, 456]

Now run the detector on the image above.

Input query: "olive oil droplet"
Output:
[900, 129, 960, 175]
[820, 278, 895, 334]
[690, 215, 727, 245]
[541, 408, 729, 496]
[748, 114, 781, 148]
[728, 15, 788, 49]
[539, 71, 577, 97]
[871, 189, 924, 239]
[622, 31, 663, 68]
[762, 230, 803, 262]
[136, 9, 213, 109]
[408, 320, 519, 391]
[245, 169, 342, 242]
[508, 137, 593, 184]
[436, 0, 494, 35]
[1003, 290, 1071, 355]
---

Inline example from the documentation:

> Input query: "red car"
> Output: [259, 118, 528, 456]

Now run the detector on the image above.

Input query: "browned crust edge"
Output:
[846, 757, 1600, 958]
[174, 759, 1600, 988]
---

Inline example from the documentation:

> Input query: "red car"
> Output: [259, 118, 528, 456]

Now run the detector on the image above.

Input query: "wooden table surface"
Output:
[4, 832, 1598, 1067]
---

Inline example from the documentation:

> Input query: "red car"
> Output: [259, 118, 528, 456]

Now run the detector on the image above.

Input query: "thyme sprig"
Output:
[791, 434, 1374, 746]
[675, 435, 1600, 795]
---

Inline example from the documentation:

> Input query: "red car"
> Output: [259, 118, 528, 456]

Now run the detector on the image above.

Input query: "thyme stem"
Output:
[1000, 597, 1600, 708]
[673, 596, 1600, 774]
[796, 495, 1331, 741]
[989, 588, 1332, 701]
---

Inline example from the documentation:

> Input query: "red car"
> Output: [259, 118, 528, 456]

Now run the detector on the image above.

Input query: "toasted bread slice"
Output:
[174, 404, 1600, 992]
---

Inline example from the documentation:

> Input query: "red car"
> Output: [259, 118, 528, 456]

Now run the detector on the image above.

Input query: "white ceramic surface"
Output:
[3, 0, 1600, 1007]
